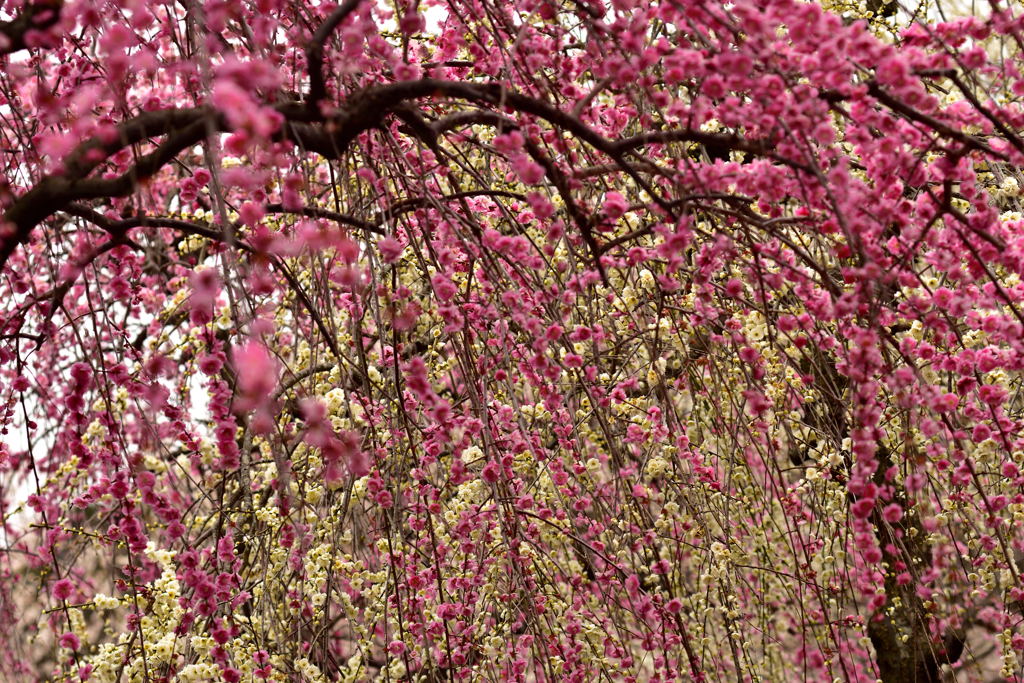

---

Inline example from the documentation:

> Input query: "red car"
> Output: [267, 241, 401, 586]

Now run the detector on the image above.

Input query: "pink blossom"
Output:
[58, 633, 80, 651]
[198, 353, 224, 375]
[511, 155, 545, 185]
[399, 12, 425, 35]
[851, 498, 875, 519]
[493, 131, 525, 154]
[212, 79, 257, 125]
[52, 578, 74, 601]
[603, 191, 629, 220]
[431, 273, 458, 302]
[481, 461, 500, 483]
[217, 535, 236, 563]
[232, 341, 279, 411]
[238, 201, 265, 227]
[979, 384, 1008, 406]
[377, 236, 404, 263]
[931, 392, 959, 413]
[881, 504, 903, 523]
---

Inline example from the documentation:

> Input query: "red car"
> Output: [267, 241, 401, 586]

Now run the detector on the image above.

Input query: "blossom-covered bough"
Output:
[2, 0, 1024, 680]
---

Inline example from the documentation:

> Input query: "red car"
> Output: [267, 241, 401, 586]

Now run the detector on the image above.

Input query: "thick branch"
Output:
[0, 79, 836, 271]
[861, 447, 964, 681]
[0, 0, 62, 55]
[62, 204, 242, 248]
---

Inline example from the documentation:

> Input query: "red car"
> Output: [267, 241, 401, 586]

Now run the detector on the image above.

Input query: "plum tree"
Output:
[2, 0, 1024, 681]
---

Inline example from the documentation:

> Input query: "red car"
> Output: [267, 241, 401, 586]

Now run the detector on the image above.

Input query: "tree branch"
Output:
[0, 79, 854, 271]
[0, 0, 62, 55]
[305, 0, 366, 113]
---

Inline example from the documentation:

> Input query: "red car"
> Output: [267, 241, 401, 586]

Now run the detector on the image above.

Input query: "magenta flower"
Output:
[58, 633, 80, 651]
[232, 341, 278, 412]
[51, 579, 74, 602]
